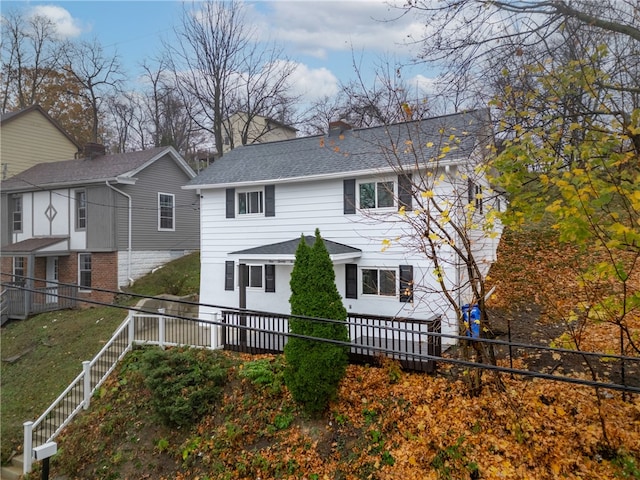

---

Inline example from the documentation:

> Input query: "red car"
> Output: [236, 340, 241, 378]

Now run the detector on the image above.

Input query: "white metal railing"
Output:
[22, 310, 217, 474]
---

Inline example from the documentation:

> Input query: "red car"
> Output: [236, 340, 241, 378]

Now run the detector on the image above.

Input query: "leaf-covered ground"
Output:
[43, 228, 640, 479]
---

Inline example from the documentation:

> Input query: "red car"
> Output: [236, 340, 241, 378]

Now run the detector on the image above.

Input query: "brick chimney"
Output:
[328, 120, 352, 137]
[83, 142, 106, 159]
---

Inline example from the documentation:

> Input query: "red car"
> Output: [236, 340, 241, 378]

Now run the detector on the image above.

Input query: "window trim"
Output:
[242, 264, 264, 289]
[237, 189, 264, 216]
[358, 180, 396, 211]
[12, 195, 22, 233]
[78, 253, 92, 291]
[158, 192, 175, 231]
[361, 267, 398, 297]
[13, 257, 25, 285]
[75, 189, 87, 231]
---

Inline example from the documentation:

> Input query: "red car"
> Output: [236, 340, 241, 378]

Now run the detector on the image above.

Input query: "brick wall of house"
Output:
[34, 258, 46, 288]
[0, 255, 29, 285]
[0, 256, 15, 283]
[62, 252, 119, 305]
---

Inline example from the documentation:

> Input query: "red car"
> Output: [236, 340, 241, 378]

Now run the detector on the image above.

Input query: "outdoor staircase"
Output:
[1, 454, 24, 480]
[2, 296, 202, 477]
[0, 343, 117, 480]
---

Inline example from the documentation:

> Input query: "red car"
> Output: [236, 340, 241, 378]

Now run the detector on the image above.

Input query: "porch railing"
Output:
[3, 284, 78, 320]
[221, 311, 442, 373]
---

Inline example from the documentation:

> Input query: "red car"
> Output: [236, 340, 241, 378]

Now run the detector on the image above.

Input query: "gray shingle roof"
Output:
[187, 109, 491, 188]
[230, 236, 361, 256]
[1, 146, 177, 192]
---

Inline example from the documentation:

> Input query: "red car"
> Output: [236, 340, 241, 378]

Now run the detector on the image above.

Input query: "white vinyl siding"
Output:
[197, 176, 450, 326]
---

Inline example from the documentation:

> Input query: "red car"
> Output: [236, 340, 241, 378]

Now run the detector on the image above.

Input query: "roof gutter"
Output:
[106, 181, 133, 286]
[1, 176, 137, 194]
[182, 156, 465, 191]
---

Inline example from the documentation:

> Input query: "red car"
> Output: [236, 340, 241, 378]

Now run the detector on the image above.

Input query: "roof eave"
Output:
[183, 156, 465, 191]
[227, 251, 362, 265]
[1, 176, 135, 193]
[125, 146, 196, 179]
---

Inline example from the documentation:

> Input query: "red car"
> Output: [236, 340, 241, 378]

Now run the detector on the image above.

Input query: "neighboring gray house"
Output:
[1, 145, 199, 316]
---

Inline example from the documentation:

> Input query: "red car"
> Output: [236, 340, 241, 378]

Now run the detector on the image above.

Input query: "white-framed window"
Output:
[13, 257, 25, 285]
[78, 253, 92, 290]
[158, 193, 175, 231]
[12, 195, 22, 232]
[359, 181, 395, 209]
[243, 264, 263, 288]
[362, 268, 397, 297]
[238, 190, 263, 215]
[76, 190, 87, 230]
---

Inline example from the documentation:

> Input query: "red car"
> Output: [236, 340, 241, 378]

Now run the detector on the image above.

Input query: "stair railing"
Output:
[22, 311, 137, 474]
[21, 309, 217, 474]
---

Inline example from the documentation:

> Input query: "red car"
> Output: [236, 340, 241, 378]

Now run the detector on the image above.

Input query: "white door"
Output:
[46, 257, 58, 303]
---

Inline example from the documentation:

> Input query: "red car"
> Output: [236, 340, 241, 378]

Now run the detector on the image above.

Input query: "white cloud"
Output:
[281, 61, 341, 101]
[407, 74, 438, 96]
[29, 5, 84, 38]
[249, 1, 423, 59]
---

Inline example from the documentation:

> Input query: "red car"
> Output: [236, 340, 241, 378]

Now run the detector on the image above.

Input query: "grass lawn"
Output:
[0, 251, 200, 463]
[0, 306, 126, 461]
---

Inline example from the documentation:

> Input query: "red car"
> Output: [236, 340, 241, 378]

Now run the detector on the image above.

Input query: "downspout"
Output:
[106, 181, 133, 285]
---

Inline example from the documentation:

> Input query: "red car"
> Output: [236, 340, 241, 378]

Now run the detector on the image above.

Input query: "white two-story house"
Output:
[185, 109, 501, 346]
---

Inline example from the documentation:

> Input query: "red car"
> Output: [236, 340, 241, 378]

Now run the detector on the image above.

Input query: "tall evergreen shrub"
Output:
[284, 229, 350, 414]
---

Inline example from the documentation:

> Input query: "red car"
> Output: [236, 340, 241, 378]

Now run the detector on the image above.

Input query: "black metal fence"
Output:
[221, 310, 442, 373]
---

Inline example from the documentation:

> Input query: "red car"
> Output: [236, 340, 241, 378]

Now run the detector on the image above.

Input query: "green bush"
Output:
[239, 357, 285, 396]
[138, 347, 232, 427]
[284, 229, 349, 415]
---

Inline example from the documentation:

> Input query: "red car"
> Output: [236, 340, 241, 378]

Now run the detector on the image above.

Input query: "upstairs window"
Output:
[12, 195, 22, 232]
[468, 180, 483, 214]
[359, 181, 395, 209]
[238, 190, 263, 215]
[362, 268, 397, 296]
[158, 193, 175, 230]
[76, 190, 87, 230]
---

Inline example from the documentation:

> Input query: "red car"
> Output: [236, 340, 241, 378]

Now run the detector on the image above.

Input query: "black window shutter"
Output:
[224, 261, 235, 290]
[467, 179, 474, 205]
[398, 173, 412, 210]
[345, 263, 358, 299]
[241, 264, 249, 287]
[399, 265, 413, 303]
[343, 179, 356, 214]
[226, 188, 235, 218]
[265, 185, 275, 217]
[265, 264, 276, 292]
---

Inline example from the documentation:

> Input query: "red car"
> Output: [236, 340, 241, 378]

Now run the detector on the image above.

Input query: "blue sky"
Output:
[3, 1, 435, 104]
